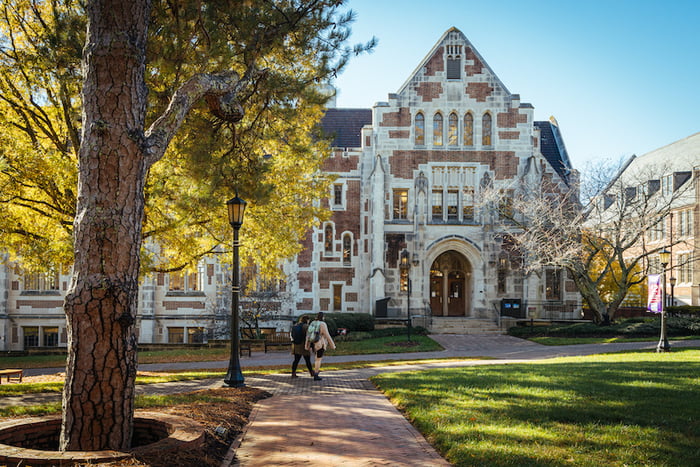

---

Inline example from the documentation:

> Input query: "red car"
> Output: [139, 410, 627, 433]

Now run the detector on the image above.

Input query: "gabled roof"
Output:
[320, 108, 372, 149]
[534, 119, 573, 184]
[396, 27, 511, 98]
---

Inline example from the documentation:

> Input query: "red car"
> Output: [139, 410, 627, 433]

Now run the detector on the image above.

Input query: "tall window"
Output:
[43, 327, 59, 347]
[432, 190, 443, 221]
[545, 269, 561, 300]
[169, 272, 198, 292]
[463, 187, 475, 221]
[23, 327, 39, 348]
[448, 113, 458, 146]
[168, 327, 184, 344]
[649, 216, 666, 242]
[393, 189, 408, 220]
[342, 234, 352, 265]
[414, 113, 425, 145]
[482, 112, 492, 146]
[497, 257, 508, 294]
[333, 284, 343, 311]
[23, 270, 59, 291]
[463, 113, 474, 146]
[324, 224, 334, 254]
[447, 190, 459, 220]
[188, 327, 206, 344]
[679, 253, 693, 283]
[678, 209, 694, 237]
[333, 184, 343, 206]
[498, 189, 514, 219]
[433, 113, 443, 146]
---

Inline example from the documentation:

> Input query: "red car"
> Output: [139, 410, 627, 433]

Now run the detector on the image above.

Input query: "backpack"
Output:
[307, 320, 321, 344]
[291, 323, 305, 344]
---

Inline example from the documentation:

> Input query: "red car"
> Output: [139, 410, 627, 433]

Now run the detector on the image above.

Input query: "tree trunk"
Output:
[60, 0, 151, 451]
[568, 266, 606, 324]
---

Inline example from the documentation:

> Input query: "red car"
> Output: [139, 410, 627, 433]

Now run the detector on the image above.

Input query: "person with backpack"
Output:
[290, 315, 314, 378]
[305, 312, 336, 381]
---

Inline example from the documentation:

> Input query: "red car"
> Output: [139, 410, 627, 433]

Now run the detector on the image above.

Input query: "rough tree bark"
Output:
[60, 0, 249, 451]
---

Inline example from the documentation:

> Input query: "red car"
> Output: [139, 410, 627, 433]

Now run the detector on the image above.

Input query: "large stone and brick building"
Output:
[0, 27, 582, 350]
[282, 28, 580, 332]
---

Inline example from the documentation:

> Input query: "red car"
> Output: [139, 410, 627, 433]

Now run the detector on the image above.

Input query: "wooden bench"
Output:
[264, 332, 291, 353]
[0, 369, 23, 384]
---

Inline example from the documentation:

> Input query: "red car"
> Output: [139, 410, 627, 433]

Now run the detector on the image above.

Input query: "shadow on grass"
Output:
[373, 350, 700, 466]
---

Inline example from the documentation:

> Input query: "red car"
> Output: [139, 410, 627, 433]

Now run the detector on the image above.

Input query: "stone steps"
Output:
[429, 317, 504, 335]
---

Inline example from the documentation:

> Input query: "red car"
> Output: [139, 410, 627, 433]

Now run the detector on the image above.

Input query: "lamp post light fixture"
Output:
[224, 194, 247, 387]
[657, 248, 671, 353]
[400, 249, 412, 342]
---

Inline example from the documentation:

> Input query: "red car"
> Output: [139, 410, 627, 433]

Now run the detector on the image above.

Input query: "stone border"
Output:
[0, 411, 204, 465]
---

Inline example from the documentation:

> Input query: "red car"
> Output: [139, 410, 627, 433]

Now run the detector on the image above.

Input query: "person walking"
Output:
[305, 312, 336, 381]
[290, 316, 314, 378]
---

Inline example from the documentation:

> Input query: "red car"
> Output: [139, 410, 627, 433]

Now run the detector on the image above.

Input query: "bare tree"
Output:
[481, 158, 695, 324]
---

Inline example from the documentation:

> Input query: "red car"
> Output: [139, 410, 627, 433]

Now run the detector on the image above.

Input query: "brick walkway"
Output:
[230, 369, 450, 466]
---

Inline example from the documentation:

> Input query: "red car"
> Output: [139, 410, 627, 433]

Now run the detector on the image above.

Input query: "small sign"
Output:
[647, 274, 662, 313]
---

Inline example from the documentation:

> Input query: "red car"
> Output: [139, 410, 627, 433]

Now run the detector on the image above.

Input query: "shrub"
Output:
[334, 326, 429, 342]
[507, 317, 700, 338]
[330, 313, 375, 332]
[667, 306, 700, 317]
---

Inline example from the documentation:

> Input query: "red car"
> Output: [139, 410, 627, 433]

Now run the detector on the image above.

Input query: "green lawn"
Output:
[372, 349, 700, 467]
[529, 336, 697, 346]
[0, 334, 442, 370]
[331, 334, 441, 355]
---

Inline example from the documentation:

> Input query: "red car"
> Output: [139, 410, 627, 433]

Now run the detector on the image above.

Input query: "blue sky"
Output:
[332, 0, 700, 169]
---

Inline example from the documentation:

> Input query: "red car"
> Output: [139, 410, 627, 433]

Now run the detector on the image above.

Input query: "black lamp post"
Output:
[224, 194, 246, 387]
[669, 276, 677, 308]
[400, 249, 412, 342]
[657, 249, 671, 353]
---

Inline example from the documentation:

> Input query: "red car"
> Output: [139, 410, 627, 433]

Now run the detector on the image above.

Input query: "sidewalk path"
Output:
[7, 335, 700, 465]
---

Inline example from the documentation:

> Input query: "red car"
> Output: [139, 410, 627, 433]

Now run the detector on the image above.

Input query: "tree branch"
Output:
[143, 67, 265, 168]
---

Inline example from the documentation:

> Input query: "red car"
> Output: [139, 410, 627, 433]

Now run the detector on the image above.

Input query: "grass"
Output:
[332, 334, 441, 355]
[0, 333, 442, 370]
[529, 335, 698, 345]
[371, 349, 700, 466]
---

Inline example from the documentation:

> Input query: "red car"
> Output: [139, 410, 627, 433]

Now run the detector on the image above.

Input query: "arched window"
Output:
[482, 112, 492, 147]
[414, 113, 425, 145]
[448, 113, 458, 146]
[463, 112, 474, 146]
[342, 234, 352, 265]
[324, 224, 334, 254]
[433, 113, 443, 146]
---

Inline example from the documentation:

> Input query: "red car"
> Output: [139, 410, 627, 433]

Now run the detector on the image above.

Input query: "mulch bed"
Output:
[93, 387, 270, 467]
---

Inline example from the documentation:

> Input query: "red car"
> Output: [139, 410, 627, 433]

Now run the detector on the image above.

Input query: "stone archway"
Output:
[429, 250, 472, 317]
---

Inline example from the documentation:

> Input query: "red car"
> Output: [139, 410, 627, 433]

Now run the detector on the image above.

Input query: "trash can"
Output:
[375, 297, 390, 317]
[500, 298, 523, 318]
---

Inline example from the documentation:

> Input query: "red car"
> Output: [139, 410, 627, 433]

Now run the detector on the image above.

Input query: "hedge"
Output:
[508, 316, 700, 338]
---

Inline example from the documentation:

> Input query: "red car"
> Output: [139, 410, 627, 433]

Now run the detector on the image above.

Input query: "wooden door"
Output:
[447, 271, 465, 316]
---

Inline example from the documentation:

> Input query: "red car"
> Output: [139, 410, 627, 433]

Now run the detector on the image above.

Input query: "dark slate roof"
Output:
[320, 108, 372, 149]
[534, 120, 572, 184]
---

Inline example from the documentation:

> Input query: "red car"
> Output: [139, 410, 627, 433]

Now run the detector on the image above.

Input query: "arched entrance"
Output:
[429, 251, 472, 316]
